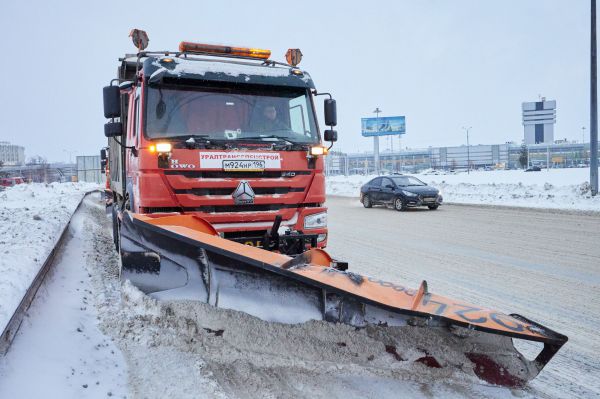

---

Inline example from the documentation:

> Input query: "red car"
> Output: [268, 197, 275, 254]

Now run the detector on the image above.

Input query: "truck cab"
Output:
[104, 39, 337, 254]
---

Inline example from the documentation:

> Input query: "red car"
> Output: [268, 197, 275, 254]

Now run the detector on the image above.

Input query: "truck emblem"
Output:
[232, 180, 255, 205]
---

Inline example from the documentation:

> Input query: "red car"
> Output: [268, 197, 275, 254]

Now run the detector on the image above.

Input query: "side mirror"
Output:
[324, 99, 337, 127]
[324, 129, 337, 142]
[103, 86, 121, 118]
[104, 122, 123, 137]
[100, 149, 107, 160]
[386, 184, 395, 189]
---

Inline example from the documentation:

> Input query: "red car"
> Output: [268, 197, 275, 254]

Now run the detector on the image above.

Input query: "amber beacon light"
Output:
[179, 42, 271, 59]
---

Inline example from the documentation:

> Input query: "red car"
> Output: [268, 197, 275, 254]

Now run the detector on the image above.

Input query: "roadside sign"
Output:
[361, 116, 406, 137]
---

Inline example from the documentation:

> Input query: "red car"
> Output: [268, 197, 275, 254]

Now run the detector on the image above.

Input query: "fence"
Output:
[76, 156, 102, 184]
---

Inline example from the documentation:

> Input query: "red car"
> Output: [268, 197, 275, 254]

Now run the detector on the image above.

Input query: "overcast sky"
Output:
[0, 0, 592, 162]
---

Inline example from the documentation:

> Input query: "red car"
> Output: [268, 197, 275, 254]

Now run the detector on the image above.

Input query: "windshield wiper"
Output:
[165, 134, 211, 141]
[235, 135, 299, 145]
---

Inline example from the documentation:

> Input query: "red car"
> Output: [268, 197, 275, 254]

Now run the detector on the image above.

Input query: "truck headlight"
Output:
[156, 142, 172, 153]
[309, 146, 328, 156]
[304, 212, 327, 229]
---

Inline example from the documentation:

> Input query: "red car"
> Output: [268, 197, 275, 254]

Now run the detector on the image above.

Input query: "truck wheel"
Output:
[428, 205, 439, 210]
[394, 197, 405, 212]
[362, 195, 372, 208]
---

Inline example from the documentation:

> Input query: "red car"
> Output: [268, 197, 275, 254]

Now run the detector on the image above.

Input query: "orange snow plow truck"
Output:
[102, 30, 566, 388]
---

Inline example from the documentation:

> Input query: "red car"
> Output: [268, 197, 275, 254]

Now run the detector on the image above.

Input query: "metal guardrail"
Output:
[0, 191, 99, 355]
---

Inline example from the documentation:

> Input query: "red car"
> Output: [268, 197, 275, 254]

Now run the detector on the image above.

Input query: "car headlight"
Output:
[304, 212, 327, 229]
[401, 190, 418, 197]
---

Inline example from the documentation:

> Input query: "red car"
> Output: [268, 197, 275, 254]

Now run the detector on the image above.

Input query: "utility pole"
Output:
[373, 107, 382, 175]
[462, 126, 472, 174]
[582, 126, 586, 143]
[592, 0, 599, 195]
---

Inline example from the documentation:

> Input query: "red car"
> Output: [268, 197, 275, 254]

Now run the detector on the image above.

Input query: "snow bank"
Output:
[327, 169, 600, 211]
[0, 182, 99, 331]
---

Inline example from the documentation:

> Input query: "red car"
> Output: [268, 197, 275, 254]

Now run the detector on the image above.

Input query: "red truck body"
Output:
[106, 44, 331, 251]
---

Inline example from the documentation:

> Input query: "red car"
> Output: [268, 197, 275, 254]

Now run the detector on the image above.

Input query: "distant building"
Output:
[522, 99, 556, 144]
[0, 141, 25, 166]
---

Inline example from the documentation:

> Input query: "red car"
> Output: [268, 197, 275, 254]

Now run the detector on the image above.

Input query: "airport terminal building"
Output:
[326, 142, 596, 175]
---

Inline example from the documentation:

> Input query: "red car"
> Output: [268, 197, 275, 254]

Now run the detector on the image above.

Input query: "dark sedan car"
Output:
[360, 175, 443, 211]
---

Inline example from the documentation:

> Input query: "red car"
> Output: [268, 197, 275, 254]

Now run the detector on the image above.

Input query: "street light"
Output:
[591, 0, 598, 195]
[462, 126, 472, 174]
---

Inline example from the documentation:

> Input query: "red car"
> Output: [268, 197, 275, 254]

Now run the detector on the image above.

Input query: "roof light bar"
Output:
[179, 42, 271, 59]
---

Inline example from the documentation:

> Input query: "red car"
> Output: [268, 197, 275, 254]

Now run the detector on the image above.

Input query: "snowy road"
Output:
[1, 194, 598, 398]
[326, 196, 600, 398]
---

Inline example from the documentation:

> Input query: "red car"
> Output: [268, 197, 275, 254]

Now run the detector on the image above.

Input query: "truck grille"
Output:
[146, 203, 321, 214]
[164, 170, 310, 179]
[174, 187, 305, 196]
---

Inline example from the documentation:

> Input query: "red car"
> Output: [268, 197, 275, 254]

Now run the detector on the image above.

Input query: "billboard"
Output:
[361, 116, 406, 137]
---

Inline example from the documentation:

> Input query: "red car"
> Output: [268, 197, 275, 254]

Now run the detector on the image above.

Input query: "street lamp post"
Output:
[373, 107, 382, 175]
[591, 0, 599, 195]
[462, 126, 472, 174]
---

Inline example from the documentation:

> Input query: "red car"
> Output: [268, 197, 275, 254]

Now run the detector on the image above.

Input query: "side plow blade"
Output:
[119, 212, 567, 387]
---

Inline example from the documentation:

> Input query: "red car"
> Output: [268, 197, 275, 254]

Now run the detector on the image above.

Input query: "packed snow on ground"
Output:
[0, 182, 99, 332]
[327, 168, 600, 211]
[1, 193, 544, 398]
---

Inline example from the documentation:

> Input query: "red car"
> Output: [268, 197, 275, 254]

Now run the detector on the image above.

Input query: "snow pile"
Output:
[327, 169, 600, 211]
[0, 182, 99, 331]
[0, 195, 127, 399]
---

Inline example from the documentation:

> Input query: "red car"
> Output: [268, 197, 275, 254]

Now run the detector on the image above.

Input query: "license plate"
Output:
[222, 160, 265, 171]
[229, 237, 264, 247]
[423, 197, 435, 203]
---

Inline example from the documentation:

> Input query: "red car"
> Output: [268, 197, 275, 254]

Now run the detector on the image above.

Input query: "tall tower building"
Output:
[522, 98, 556, 144]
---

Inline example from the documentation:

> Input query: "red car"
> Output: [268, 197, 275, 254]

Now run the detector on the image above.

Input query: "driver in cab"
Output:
[253, 104, 287, 132]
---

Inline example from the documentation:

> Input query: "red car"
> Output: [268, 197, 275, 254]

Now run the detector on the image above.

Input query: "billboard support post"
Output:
[373, 107, 382, 175]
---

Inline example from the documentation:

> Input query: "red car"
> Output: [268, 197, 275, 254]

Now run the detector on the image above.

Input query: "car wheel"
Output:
[394, 197, 405, 211]
[428, 205, 439, 210]
[363, 194, 372, 208]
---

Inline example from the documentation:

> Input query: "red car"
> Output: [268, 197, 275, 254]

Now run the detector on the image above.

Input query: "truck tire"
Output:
[112, 206, 119, 251]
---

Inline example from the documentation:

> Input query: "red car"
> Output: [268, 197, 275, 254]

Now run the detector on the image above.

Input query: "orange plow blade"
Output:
[119, 212, 567, 388]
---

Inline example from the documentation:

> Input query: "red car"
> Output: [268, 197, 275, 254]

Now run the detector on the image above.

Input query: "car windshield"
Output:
[145, 84, 319, 143]
[390, 176, 427, 186]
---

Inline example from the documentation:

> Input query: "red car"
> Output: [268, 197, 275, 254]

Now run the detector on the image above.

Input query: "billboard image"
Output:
[361, 116, 406, 137]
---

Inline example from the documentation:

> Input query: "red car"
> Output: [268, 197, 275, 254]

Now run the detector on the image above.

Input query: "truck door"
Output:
[125, 90, 140, 210]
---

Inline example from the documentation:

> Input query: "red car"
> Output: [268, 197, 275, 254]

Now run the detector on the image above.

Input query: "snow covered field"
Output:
[327, 168, 600, 211]
[0, 183, 99, 332]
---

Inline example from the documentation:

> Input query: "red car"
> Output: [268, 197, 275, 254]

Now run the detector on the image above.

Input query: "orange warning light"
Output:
[179, 42, 271, 59]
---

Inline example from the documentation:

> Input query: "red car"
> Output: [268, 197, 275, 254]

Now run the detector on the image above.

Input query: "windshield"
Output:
[390, 176, 427, 186]
[145, 84, 319, 143]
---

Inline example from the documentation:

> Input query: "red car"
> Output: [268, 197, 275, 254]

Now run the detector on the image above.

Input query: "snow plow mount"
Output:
[118, 212, 567, 387]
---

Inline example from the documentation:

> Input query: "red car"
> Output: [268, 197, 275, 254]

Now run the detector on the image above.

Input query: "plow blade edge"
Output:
[118, 212, 567, 387]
